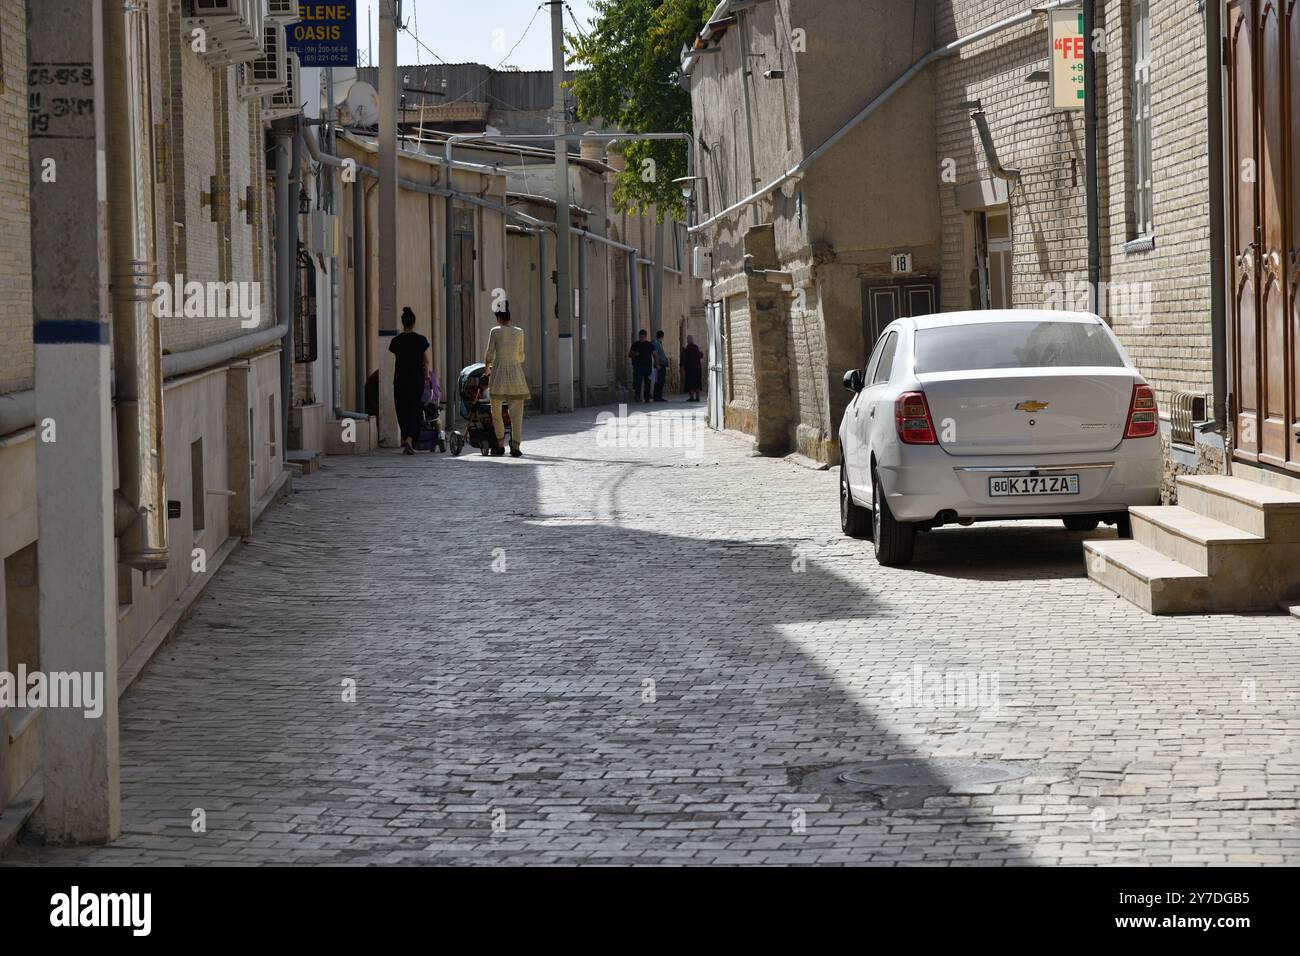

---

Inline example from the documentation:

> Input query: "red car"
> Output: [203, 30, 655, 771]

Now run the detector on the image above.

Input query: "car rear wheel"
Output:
[1062, 517, 1100, 532]
[872, 468, 915, 566]
[1115, 513, 1132, 538]
[840, 464, 870, 538]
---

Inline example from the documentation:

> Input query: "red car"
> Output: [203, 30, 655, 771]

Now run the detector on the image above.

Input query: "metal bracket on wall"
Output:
[200, 175, 227, 222]
[240, 184, 257, 225]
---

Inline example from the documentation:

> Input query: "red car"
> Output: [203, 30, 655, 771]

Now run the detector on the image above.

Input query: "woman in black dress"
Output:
[681, 335, 704, 402]
[388, 306, 430, 455]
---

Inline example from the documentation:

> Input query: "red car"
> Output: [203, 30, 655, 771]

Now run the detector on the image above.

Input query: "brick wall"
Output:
[935, 0, 1214, 409]
[1099, 0, 1212, 407]
[935, 1, 1090, 315]
[0, 0, 33, 395]
[723, 293, 755, 413]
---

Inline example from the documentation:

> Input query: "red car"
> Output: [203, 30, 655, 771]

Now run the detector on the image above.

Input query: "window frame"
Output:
[870, 331, 899, 386]
[1130, 0, 1154, 240]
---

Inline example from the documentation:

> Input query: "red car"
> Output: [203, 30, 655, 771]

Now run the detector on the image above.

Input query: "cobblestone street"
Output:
[8, 402, 1300, 865]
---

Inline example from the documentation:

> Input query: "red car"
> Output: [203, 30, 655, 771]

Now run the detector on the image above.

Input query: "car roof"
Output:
[904, 310, 1105, 330]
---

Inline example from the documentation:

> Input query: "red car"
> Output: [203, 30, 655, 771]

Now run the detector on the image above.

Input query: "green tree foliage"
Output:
[568, 0, 714, 221]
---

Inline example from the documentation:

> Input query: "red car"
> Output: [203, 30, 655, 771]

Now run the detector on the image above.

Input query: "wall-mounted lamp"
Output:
[672, 175, 707, 200]
[1025, 70, 1050, 84]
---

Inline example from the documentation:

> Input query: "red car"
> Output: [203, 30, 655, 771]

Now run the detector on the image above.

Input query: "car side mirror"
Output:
[842, 369, 864, 393]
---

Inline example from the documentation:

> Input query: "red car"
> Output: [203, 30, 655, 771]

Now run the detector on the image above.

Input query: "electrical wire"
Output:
[439, 3, 547, 107]
[564, 2, 588, 42]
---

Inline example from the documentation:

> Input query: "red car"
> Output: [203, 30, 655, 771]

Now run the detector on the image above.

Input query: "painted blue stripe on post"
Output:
[33, 320, 111, 344]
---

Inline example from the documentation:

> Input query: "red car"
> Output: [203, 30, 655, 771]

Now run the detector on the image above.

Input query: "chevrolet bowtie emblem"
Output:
[1016, 401, 1049, 413]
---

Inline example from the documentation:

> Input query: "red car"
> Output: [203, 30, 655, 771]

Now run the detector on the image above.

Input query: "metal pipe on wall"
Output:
[108, 0, 167, 570]
[538, 229, 549, 413]
[274, 122, 294, 463]
[578, 237, 588, 405]
[353, 169, 366, 410]
[1083, 0, 1101, 314]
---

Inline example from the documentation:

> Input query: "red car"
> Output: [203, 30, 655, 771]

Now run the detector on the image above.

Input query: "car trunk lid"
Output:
[917, 368, 1136, 455]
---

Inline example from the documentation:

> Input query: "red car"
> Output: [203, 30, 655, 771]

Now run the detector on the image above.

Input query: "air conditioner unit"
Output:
[238, 24, 287, 100]
[265, 0, 301, 24]
[261, 51, 301, 121]
[185, 0, 264, 67]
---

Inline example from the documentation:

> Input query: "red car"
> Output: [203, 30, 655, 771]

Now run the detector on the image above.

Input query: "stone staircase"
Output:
[1084, 462, 1300, 614]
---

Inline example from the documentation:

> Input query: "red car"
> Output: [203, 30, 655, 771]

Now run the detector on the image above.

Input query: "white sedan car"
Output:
[838, 310, 1162, 566]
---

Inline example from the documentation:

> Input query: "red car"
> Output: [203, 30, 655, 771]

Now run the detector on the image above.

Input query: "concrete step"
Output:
[1175, 474, 1300, 539]
[286, 449, 322, 476]
[1231, 461, 1300, 497]
[1083, 538, 1211, 615]
[1130, 504, 1263, 575]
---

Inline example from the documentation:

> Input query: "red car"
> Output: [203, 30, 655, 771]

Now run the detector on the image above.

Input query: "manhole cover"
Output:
[838, 759, 1030, 788]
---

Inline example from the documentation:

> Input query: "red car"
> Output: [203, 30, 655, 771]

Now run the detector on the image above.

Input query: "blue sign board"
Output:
[285, 2, 358, 68]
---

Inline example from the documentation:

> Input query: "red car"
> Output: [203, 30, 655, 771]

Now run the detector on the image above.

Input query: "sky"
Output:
[354, 1, 601, 72]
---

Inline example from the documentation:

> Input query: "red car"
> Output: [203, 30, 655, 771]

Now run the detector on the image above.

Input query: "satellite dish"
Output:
[345, 82, 380, 127]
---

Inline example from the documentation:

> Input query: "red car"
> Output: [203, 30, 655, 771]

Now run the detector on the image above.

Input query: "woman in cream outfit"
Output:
[483, 304, 530, 457]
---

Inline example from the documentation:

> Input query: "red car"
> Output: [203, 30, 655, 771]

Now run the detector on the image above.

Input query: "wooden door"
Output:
[1227, 0, 1299, 470]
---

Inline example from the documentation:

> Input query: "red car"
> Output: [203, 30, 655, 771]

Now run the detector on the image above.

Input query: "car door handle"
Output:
[868, 407, 875, 419]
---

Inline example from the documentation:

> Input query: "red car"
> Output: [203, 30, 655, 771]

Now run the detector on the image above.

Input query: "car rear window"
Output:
[915, 321, 1125, 373]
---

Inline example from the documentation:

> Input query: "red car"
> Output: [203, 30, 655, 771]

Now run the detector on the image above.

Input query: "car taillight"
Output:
[1124, 383, 1158, 438]
[896, 391, 938, 444]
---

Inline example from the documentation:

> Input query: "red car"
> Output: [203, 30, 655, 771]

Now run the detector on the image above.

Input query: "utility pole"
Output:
[377, 0, 399, 444]
[550, 0, 571, 413]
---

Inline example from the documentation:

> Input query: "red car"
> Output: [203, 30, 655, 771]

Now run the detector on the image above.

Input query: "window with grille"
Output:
[1130, 0, 1153, 238]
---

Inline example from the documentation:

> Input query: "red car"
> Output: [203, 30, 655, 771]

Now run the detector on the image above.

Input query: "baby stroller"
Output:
[447, 363, 512, 456]
[414, 371, 446, 452]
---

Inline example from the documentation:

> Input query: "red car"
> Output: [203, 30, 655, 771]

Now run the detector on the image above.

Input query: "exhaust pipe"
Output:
[108, 0, 168, 570]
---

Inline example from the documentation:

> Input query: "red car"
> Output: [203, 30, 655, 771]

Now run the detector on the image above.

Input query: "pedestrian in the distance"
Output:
[484, 303, 529, 457]
[629, 329, 655, 403]
[652, 330, 670, 402]
[681, 334, 703, 402]
[388, 306, 429, 456]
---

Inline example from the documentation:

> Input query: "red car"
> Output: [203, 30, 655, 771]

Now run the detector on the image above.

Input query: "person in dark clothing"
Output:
[652, 330, 670, 402]
[388, 306, 430, 455]
[629, 329, 655, 403]
[681, 334, 704, 402]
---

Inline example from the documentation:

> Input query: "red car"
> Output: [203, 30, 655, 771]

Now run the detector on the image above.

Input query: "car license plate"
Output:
[988, 474, 1080, 497]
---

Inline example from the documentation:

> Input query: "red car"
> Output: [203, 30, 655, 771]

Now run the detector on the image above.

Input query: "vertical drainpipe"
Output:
[110, 0, 167, 570]
[445, 187, 456, 431]
[578, 237, 588, 405]
[736, 7, 760, 200]
[274, 122, 294, 461]
[538, 229, 549, 410]
[1083, 0, 1101, 315]
[629, 250, 641, 343]
[353, 170, 366, 410]
[1205, 0, 1229, 440]
[285, 121, 302, 453]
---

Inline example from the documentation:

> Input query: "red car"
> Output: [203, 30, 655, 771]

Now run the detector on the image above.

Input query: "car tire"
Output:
[1115, 513, 1132, 538]
[1062, 517, 1100, 532]
[840, 464, 871, 538]
[872, 468, 915, 566]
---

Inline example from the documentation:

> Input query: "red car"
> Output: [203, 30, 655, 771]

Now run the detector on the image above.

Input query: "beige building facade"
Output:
[1, 0, 295, 831]
[688, 0, 1229, 478]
